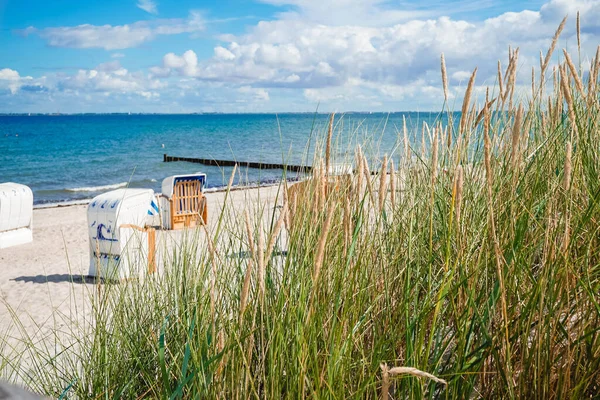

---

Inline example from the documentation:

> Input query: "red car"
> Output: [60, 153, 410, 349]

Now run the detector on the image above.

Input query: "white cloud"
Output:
[137, 0, 158, 15]
[5, 0, 600, 113]
[238, 86, 270, 101]
[111, 53, 126, 58]
[214, 46, 236, 61]
[161, 50, 199, 76]
[21, 12, 204, 50]
[152, 0, 599, 99]
[0, 68, 20, 81]
[0, 68, 34, 94]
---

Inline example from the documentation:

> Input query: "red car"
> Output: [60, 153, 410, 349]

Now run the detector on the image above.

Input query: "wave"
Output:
[66, 182, 128, 192]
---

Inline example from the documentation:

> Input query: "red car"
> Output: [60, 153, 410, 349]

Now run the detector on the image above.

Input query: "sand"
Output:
[0, 185, 282, 362]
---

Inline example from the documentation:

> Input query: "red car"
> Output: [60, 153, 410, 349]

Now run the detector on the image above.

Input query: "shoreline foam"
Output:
[32, 179, 298, 210]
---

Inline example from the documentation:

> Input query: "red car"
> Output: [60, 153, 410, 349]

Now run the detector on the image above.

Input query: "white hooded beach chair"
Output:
[159, 174, 207, 230]
[0, 183, 33, 249]
[87, 188, 160, 280]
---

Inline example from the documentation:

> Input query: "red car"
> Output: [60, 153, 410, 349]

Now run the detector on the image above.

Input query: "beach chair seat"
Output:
[160, 174, 207, 230]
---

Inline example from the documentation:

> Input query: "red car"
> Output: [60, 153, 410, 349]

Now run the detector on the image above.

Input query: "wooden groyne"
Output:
[163, 154, 313, 172]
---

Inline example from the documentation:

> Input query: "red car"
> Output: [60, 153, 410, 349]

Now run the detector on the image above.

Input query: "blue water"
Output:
[0, 113, 448, 205]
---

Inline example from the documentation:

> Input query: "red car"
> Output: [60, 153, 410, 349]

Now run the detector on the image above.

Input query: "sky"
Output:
[0, 0, 598, 113]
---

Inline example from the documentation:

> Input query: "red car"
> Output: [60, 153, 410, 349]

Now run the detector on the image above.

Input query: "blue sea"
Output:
[0, 113, 448, 205]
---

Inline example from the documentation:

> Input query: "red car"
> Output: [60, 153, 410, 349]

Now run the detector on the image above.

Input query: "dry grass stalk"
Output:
[431, 128, 439, 185]
[325, 113, 334, 178]
[319, 161, 326, 206]
[454, 165, 464, 226]
[387, 366, 447, 386]
[313, 205, 335, 285]
[380, 364, 390, 400]
[446, 125, 452, 149]
[497, 60, 504, 99]
[265, 203, 288, 262]
[356, 147, 364, 203]
[563, 140, 572, 253]
[474, 98, 497, 127]
[459, 68, 477, 134]
[313, 160, 324, 215]
[403, 116, 409, 166]
[564, 140, 572, 192]
[421, 122, 426, 159]
[283, 184, 291, 230]
[239, 257, 254, 322]
[563, 49, 585, 96]
[532, 67, 535, 98]
[510, 104, 524, 168]
[577, 12, 581, 58]
[227, 164, 238, 189]
[560, 65, 579, 138]
[483, 91, 511, 382]
[390, 159, 396, 208]
[441, 53, 449, 102]
[239, 210, 256, 321]
[258, 225, 265, 299]
[587, 46, 599, 102]
[502, 58, 513, 99]
[343, 196, 351, 257]
[542, 16, 567, 74]
[363, 155, 375, 206]
[379, 155, 388, 212]
[507, 49, 520, 109]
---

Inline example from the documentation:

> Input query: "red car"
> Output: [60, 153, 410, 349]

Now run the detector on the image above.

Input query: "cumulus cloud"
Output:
[147, 0, 599, 109]
[0, 68, 34, 94]
[20, 12, 204, 50]
[137, 0, 158, 15]
[5, 0, 600, 112]
[57, 62, 165, 97]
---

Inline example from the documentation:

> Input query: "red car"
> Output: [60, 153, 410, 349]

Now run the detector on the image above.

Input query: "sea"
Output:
[0, 113, 449, 206]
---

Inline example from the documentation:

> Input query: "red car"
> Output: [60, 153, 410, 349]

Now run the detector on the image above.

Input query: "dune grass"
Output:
[3, 17, 600, 399]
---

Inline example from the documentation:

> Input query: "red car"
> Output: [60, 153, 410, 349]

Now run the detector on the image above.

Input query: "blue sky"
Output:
[0, 0, 597, 113]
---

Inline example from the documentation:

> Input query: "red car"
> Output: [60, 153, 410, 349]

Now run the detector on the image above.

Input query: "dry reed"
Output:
[387, 365, 447, 386]
[363, 155, 375, 206]
[390, 159, 396, 208]
[497, 60, 504, 98]
[454, 165, 463, 226]
[542, 16, 567, 74]
[459, 68, 477, 134]
[441, 53, 449, 102]
[325, 113, 334, 177]
[563, 49, 585, 96]
[403, 116, 409, 165]
[560, 65, 579, 138]
[313, 205, 335, 285]
[257, 225, 265, 299]
[510, 104, 524, 168]
[379, 155, 388, 212]
[380, 364, 390, 400]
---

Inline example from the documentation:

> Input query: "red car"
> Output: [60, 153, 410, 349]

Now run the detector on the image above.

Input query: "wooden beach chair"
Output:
[160, 174, 208, 230]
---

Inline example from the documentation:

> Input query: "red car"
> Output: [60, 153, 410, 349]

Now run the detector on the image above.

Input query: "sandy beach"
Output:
[0, 185, 281, 358]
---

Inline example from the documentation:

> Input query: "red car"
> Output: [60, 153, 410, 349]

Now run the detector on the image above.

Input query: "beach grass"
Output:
[2, 17, 600, 398]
